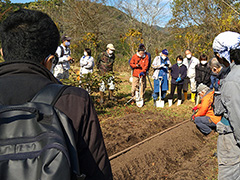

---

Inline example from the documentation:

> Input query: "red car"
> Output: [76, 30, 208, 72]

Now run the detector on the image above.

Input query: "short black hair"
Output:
[85, 48, 91, 56]
[176, 55, 183, 61]
[230, 49, 240, 65]
[138, 48, 145, 52]
[0, 9, 60, 63]
[200, 54, 208, 61]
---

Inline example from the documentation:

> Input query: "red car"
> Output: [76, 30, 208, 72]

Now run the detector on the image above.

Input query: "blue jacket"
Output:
[171, 63, 187, 85]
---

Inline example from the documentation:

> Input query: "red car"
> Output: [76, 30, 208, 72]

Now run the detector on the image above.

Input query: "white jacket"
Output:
[80, 55, 94, 75]
[54, 44, 71, 71]
[183, 56, 199, 79]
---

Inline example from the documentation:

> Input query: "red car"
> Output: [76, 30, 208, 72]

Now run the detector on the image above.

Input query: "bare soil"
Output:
[100, 107, 218, 180]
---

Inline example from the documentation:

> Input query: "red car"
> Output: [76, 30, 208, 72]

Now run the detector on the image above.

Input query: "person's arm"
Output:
[171, 65, 178, 80]
[96, 54, 102, 69]
[130, 55, 137, 69]
[141, 56, 149, 73]
[56, 46, 68, 63]
[151, 56, 162, 69]
[80, 56, 88, 67]
[55, 88, 113, 180]
[181, 65, 187, 79]
[84, 57, 94, 69]
[222, 81, 240, 145]
[195, 66, 201, 84]
[195, 94, 212, 117]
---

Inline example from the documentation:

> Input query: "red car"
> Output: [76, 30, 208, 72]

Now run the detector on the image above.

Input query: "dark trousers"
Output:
[169, 83, 183, 100]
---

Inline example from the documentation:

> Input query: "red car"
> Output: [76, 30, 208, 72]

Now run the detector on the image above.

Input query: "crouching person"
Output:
[192, 83, 221, 135]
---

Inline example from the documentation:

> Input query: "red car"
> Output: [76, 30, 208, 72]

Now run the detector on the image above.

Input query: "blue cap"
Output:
[162, 49, 168, 55]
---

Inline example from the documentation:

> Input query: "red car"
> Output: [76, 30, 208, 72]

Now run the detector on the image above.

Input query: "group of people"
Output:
[129, 45, 219, 108]
[1, 8, 240, 180]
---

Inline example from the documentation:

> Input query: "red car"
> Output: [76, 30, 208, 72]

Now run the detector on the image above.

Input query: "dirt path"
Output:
[104, 120, 218, 179]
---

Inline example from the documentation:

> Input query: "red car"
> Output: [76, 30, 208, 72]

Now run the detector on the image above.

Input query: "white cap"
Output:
[106, 44, 115, 51]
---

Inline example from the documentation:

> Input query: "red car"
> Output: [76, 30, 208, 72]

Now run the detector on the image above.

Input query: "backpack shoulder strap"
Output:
[31, 83, 69, 105]
[60, 45, 64, 57]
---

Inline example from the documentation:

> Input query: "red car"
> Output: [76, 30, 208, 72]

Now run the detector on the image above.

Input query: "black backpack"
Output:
[0, 84, 85, 180]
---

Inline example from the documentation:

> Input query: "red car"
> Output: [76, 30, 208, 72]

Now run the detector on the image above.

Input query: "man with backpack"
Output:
[0, 9, 112, 180]
[53, 35, 74, 80]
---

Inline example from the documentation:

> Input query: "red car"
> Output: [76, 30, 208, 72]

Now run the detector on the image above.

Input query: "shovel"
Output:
[147, 74, 154, 91]
[129, 70, 133, 83]
[155, 76, 163, 107]
[136, 76, 144, 107]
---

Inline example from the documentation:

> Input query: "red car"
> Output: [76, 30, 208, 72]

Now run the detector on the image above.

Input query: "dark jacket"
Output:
[170, 63, 187, 85]
[96, 51, 115, 73]
[0, 61, 113, 180]
[195, 63, 212, 87]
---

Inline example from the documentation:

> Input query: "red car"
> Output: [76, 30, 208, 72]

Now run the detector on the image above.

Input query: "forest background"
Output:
[1, 0, 240, 70]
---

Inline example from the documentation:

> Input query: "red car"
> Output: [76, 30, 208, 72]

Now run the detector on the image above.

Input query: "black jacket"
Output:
[170, 63, 187, 85]
[195, 63, 212, 87]
[0, 61, 113, 180]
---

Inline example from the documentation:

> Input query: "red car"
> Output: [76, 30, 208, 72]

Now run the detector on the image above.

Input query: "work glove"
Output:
[176, 77, 181, 82]
[191, 115, 196, 120]
[139, 72, 144, 77]
[192, 106, 198, 111]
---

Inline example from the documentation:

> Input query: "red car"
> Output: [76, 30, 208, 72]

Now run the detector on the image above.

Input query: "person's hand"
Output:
[176, 77, 181, 82]
[158, 64, 165, 68]
[192, 106, 198, 111]
[191, 115, 196, 121]
[67, 56, 73, 61]
[139, 72, 144, 77]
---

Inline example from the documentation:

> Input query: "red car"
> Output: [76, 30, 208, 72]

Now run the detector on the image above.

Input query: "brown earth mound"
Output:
[101, 112, 218, 179]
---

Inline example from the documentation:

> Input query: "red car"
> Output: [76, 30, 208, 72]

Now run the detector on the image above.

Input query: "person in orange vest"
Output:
[192, 83, 221, 135]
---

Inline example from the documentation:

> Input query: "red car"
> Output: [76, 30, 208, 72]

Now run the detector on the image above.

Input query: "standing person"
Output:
[96, 44, 116, 104]
[0, 9, 112, 180]
[191, 83, 221, 135]
[139, 43, 151, 73]
[79, 48, 94, 92]
[168, 55, 187, 107]
[195, 54, 212, 88]
[211, 31, 240, 180]
[183, 49, 200, 102]
[152, 49, 171, 108]
[128, 43, 151, 84]
[54, 34, 74, 80]
[129, 47, 149, 105]
[80, 48, 94, 76]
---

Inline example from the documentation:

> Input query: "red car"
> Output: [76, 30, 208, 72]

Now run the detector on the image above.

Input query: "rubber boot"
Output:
[195, 94, 200, 106]
[100, 92, 104, 104]
[191, 93, 195, 103]
[168, 99, 173, 107]
[159, 100, 165, 108]
[184, 92, 188, 101]
[109, 90, 116, 100]
[177, 100, 182, 106]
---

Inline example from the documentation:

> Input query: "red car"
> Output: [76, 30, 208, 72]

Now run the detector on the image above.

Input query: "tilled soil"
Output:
[101, 111, 218, 179]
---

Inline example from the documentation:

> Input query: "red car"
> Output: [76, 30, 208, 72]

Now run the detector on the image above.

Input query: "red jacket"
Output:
[195, 90, 221, 124]
[130, 54, 149, 77]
